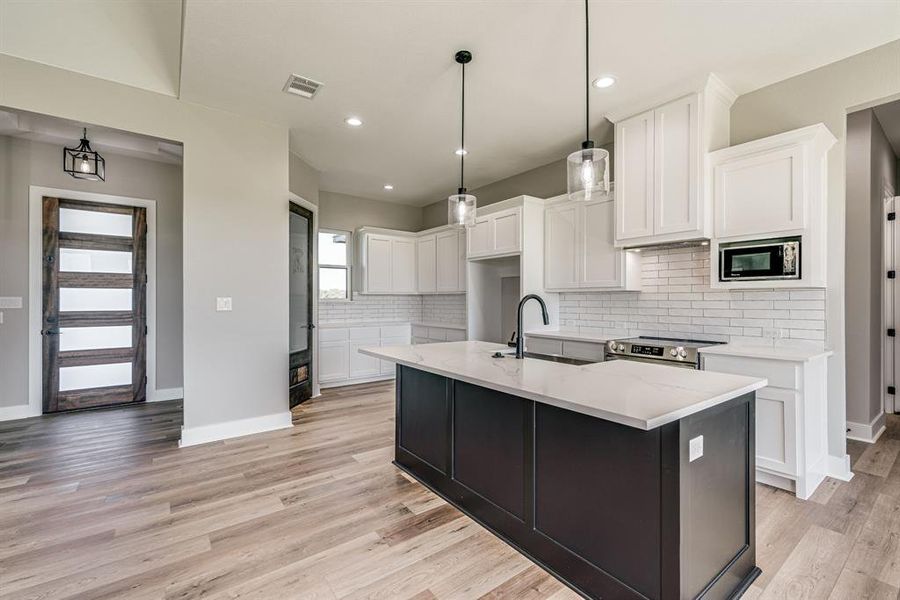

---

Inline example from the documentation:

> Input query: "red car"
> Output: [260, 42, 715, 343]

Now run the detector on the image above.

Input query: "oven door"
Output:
[720, 239, 800, 281]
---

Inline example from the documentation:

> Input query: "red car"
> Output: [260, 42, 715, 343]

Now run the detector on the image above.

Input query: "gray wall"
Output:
[289, 152, 319, 206]
[731, 39, 900, 450]
[318, 190, 423, 233]
[421, 141, 614, 229]
[0, 135, 184, 407]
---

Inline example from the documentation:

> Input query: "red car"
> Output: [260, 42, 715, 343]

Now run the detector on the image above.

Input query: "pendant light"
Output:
[63, 128, 105, 181]
[566, 0, 609, 201]
[448, 50, 476, 228]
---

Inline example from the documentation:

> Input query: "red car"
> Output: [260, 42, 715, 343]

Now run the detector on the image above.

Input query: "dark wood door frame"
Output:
[42, 197, 148, 412]
[289, 202, 314, 408]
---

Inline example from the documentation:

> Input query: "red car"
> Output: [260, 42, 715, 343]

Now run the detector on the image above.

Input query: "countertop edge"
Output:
[360, 345, 767, 430]
[699, 345, 834, 362]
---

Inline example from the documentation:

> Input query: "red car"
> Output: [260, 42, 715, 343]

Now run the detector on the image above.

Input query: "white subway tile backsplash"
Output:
[559, 248, 827, 346]
[320, 293, 465, 328]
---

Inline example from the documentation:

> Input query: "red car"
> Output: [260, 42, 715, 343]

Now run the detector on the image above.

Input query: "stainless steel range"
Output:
[604, 336, 723, 369]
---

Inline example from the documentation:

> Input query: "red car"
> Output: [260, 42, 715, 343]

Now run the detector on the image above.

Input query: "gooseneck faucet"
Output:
[516, 294, 550, 359]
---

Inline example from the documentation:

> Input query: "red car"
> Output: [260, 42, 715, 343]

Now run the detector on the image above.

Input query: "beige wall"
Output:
[0, 136, 183, 407]
[289, 152, 320, 206]
[319, 190, 423, 233]
[421, 141, 614, 229]
[0, 54, 289, 434]
[731, 40, 900, 452]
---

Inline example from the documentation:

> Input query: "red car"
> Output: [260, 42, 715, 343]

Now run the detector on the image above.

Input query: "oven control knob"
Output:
[608, 340, 617, 352]
[617, 344, 625, 352]
[669, 348, 677, 357]
[676, 347, 687, 359]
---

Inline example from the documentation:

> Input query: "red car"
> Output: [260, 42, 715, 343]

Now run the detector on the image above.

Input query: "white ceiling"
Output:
[0, 0, 183, 96]
[2, 1, 899, 206]
[0, 108, 183, 164]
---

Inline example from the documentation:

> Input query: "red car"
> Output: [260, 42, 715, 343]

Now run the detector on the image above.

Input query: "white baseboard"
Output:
[847, 412, 887, 443]
[0, 404, 39, 422]
[827, 454, 854, 482]
[179, 411, 293, 448]
[147, 387, 184, 402]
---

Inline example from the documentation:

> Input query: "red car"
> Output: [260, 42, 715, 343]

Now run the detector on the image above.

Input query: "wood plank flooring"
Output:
[0, 381, 897, 599]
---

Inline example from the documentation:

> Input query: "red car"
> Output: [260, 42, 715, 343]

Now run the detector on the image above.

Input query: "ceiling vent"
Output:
[283, 74, 323, 99]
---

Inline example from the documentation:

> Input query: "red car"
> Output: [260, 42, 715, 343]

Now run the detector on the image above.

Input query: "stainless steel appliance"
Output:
[605, 336, 723, 369]
[719, 236, 800, 282]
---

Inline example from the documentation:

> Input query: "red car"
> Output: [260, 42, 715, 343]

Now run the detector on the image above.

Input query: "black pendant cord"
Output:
[584, 0, 589, 144]
[460, 59, 465, 192]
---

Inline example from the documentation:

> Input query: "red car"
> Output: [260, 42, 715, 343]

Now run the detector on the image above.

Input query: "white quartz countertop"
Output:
[699, 344, 833, 362]
[525, 329, 610, 343]
[360, 341, 766, 430]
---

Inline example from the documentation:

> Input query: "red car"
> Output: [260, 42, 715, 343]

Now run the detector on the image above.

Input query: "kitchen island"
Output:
[360, 341, 767, 600]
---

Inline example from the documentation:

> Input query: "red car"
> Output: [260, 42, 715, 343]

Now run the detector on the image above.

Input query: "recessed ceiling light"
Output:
[383, 184, 394, 190]
[455, 148, 467, 156]
[593, 75, 616, 89]
[345, 116, 363, 127]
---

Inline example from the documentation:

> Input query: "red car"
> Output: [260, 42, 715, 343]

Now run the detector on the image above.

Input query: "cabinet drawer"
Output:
[319, 328, 349, 342]
[412, 337, 430, 344]
[526, 337, 563, 355]
[349, 326, 380, 341]
[427, 328, 448, 341]
[381, 325, 410, 339]
[445, 329, 466, 342]
[562, 340, 605, 362]
[702, 355, 799, 390]
[412, 325, 428, 338]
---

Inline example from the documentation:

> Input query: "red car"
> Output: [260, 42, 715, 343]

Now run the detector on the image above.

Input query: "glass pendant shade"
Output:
[63, 129, 105, 181]
[566, 146, 609, 201]
[448, 191, 476, 228]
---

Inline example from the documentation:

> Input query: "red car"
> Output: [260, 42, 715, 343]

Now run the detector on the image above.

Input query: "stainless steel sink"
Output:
[493, 350, 594, 366]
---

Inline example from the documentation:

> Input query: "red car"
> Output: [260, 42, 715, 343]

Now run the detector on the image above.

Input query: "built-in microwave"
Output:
[719, 236, 801, 281]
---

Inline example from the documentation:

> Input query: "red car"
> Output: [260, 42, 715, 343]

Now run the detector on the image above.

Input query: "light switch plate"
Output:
[0, 297, 23, 309]
[689, 435, 704, 462]
[216, 297, 233, 312]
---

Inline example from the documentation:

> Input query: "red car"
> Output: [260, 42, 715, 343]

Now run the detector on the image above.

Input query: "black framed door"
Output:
[289, 202, 314, 408]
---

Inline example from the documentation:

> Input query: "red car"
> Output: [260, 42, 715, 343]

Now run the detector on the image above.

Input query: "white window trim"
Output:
[318, 228, 352, 302]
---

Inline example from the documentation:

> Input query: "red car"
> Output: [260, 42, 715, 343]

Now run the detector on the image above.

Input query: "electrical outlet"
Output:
[216, 297, 233, 312]
[689, 435, 704, 462]
[0, 297, 22, 309]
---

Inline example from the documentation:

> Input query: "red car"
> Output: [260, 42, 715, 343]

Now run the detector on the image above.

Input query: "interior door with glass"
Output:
[289, 203, 314, 408]
[42, 197, 147, 412]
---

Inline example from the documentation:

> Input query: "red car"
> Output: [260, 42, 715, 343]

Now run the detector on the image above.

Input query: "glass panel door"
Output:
[289, 203, 314, 408]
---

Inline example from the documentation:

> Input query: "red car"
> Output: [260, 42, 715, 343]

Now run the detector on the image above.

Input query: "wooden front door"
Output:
[42, 197, 147, 412]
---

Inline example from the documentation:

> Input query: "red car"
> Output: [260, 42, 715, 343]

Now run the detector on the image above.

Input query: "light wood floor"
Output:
[0, 382, 897, 599]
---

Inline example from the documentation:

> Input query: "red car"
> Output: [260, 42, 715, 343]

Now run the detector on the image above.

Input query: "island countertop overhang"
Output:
[360, 340, 767, 430]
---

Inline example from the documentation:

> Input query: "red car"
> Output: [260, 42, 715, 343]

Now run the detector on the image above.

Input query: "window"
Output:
[319, 230, 351, 300]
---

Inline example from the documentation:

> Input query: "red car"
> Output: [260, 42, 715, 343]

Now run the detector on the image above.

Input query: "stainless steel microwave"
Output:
[719, 237, 801, 281]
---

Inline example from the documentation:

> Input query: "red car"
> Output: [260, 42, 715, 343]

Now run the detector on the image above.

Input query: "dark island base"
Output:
[393, 365, 760, 600]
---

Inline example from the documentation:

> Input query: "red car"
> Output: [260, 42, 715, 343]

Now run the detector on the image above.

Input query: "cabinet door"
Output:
[755, 387, 799, 477]
[615, 110, 655, 241]
[654, 95, 700, 236]
[467, 216, 492, 256]
[714, 145, 805, 238]
[391, 238, 417, 293]
[581, 199, 622, 287]
[492, 209, 521, 254]
[544, 203, 579, 290]
[350, 340, 381, 378]
[366, 235, 393, 293]
[417, 235, 436, 293]
[436, 230, 460, 291]
[318, 340, 349, 382]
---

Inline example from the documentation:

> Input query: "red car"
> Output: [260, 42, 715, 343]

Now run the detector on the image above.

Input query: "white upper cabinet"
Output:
[417, 234, 436, 293]
[616, 110, 655, 240]
[364, 235, 393, 293]
[545, 196, 640, 291]
[467, 207, 522, 259]
[358, 230, 417, 294]
[390, 238, 416, 293]
[708, 123, 836, 289]
[612, 75, 735, 247]
[435, 230, 461, 292]
[654, 95, 700, 236]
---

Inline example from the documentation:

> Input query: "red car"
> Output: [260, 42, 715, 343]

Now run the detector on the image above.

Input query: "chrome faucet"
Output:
[516, 294, 550, 359]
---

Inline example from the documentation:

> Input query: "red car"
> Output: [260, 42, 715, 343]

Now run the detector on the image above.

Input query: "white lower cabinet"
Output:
[411, 324, 466, 345]
[702, 352, 829, 500]
[319, 324, 410, 387]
